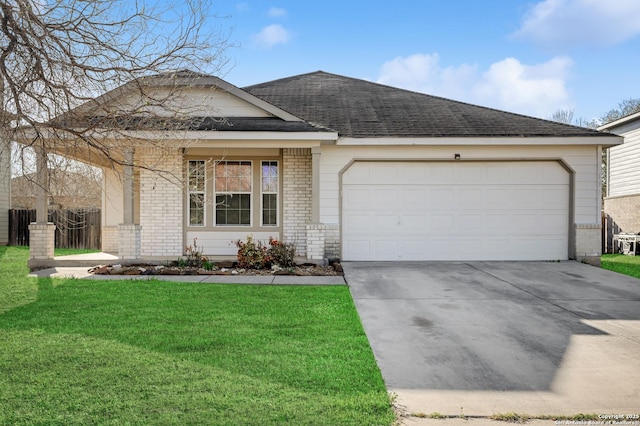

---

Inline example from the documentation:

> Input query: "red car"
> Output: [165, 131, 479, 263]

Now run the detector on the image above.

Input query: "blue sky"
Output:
[205, 0, 640, 123]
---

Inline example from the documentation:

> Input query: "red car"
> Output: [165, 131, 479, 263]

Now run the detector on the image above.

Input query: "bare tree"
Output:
[600, 98, 640, 125]
[0, 0, 229, 174]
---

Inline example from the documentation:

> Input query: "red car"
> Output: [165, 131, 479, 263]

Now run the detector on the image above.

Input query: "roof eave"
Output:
[598, 111, 640, 131]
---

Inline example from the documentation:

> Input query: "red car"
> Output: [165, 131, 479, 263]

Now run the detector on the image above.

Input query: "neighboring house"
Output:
[29, 70, 621, 264]
[11, 170, 101, 210]
[0, 140, 9, 245]
[600, 112, 640, 247]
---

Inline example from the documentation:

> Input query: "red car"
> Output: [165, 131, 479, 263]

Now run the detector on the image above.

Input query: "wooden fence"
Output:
[8, 209, 101, 249]
[602, 211, 621, 254]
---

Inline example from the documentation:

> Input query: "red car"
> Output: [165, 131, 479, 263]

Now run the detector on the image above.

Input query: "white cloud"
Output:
[513, 0, 640, 47]
[253, 24, 291, 48]
[377, 53, 574, 118]
[268, 7, 287, 18]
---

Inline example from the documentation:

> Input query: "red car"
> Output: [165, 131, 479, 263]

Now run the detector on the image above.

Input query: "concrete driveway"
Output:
[344, 261, 640, 417]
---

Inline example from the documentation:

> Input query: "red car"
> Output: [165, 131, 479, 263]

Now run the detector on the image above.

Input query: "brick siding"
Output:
[139, 148, 184, 257]
[282, 148, 312, 257]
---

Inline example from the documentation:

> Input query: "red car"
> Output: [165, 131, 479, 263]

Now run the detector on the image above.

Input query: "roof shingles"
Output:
[244, 71, 609, 138]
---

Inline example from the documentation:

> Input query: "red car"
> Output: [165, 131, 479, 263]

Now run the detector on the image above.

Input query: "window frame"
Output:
[260, 160, 279, 227]
[187, 159, 206, 227]
[214, 160, 253, 227]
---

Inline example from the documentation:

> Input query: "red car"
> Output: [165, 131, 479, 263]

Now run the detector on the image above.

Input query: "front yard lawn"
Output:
[0, 246, 394, 425]
[601, 254, 640, 279]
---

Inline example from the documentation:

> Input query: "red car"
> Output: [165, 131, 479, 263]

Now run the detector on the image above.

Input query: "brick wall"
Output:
[324, 223, 340, 259]
[118, 224, 141, 259]
[306, 223, 325, 260]
[575, 223, 602, 266]
[139, 149, 183, 257]
[282, 148, 312, 257]
[102, 226, 119, 253]
[28, 223, 55, 260]
[604, 194, 640, 234]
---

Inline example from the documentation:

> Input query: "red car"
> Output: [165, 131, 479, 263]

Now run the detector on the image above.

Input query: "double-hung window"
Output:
[261, 161, 278, 226]
[215, 161, 252, 226]
[188, 160, 205, 226]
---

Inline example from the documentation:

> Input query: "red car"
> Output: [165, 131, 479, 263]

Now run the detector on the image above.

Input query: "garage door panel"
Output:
[373, 188, 398, 208]
[343, 188, 371, 209]
[373, 239, 400, 259]
[342, 161, 569, 261]
[429, 188, 455, 209]
[456, 189, 483, 208]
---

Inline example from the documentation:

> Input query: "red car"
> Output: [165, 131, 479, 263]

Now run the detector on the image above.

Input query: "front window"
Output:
[188, 160, 205, 226]
[215, 161, 252, 226]
[261, 161, 278, 226]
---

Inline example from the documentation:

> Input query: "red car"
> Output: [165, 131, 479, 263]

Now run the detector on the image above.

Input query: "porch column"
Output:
[118, 148, 141, 259]
[29, 142, 55, 261]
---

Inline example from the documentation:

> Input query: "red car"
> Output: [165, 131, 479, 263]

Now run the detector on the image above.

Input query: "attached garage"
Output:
[342, 161, 570, 261]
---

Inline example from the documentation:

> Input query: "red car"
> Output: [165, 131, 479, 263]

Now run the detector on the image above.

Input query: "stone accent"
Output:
[28, 223, 56, 260]
[283, 148, 312, 256]
[102, 226, 119, 254]
[139, 149, 183, 257]
[306, 223, 326, 260]
[575, 223, 602, 266]
[118, 224, 141, 259]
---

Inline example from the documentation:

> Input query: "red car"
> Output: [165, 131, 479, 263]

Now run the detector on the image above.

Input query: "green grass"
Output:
[54, 247, 100, 256]
[0, 246, 394, 425]
[602, 254, 640, 279]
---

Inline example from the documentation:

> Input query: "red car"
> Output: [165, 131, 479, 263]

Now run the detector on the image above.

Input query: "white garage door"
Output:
[342, 161, 569, 261]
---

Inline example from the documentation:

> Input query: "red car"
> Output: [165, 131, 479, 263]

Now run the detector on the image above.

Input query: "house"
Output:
[600, 112, 640, 249]
[26, 70, 621, 266]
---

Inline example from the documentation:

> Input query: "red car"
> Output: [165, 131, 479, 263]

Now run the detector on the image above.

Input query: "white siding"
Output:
[186, 231, 280, 256]
[103, 87, 272, 118]
[608, 126, 640, 197]
[102, 168, 124, 227]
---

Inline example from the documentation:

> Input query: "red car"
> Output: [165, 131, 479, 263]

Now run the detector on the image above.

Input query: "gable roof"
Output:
[59, 69, 332, 134]
[244, 71, 611, 139]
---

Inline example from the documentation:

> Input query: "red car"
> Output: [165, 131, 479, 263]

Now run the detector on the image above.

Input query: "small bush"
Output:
[235, 236, 268, 269]
[267, 238, 296, 268]
[184, 237, 205, 268]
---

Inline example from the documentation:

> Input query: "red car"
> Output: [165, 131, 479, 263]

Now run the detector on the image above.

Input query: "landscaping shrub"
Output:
[267, 238, 296, 268]
[234, 236, 297, 269]
[235, 236, 268, 269]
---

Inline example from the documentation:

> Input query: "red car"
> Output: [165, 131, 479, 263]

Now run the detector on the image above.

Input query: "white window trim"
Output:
[187, 160, 206, 227]
[260, 160, 279, 227]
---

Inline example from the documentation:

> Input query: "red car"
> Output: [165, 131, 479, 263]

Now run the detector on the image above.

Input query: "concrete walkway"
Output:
[29, 267, 346, 285]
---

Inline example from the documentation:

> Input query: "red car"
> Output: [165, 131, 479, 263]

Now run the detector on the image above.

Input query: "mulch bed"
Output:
[88, 261, 343, 277]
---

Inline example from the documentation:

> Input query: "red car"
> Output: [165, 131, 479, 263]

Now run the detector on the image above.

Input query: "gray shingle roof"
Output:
[244, 71, 609, 138]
